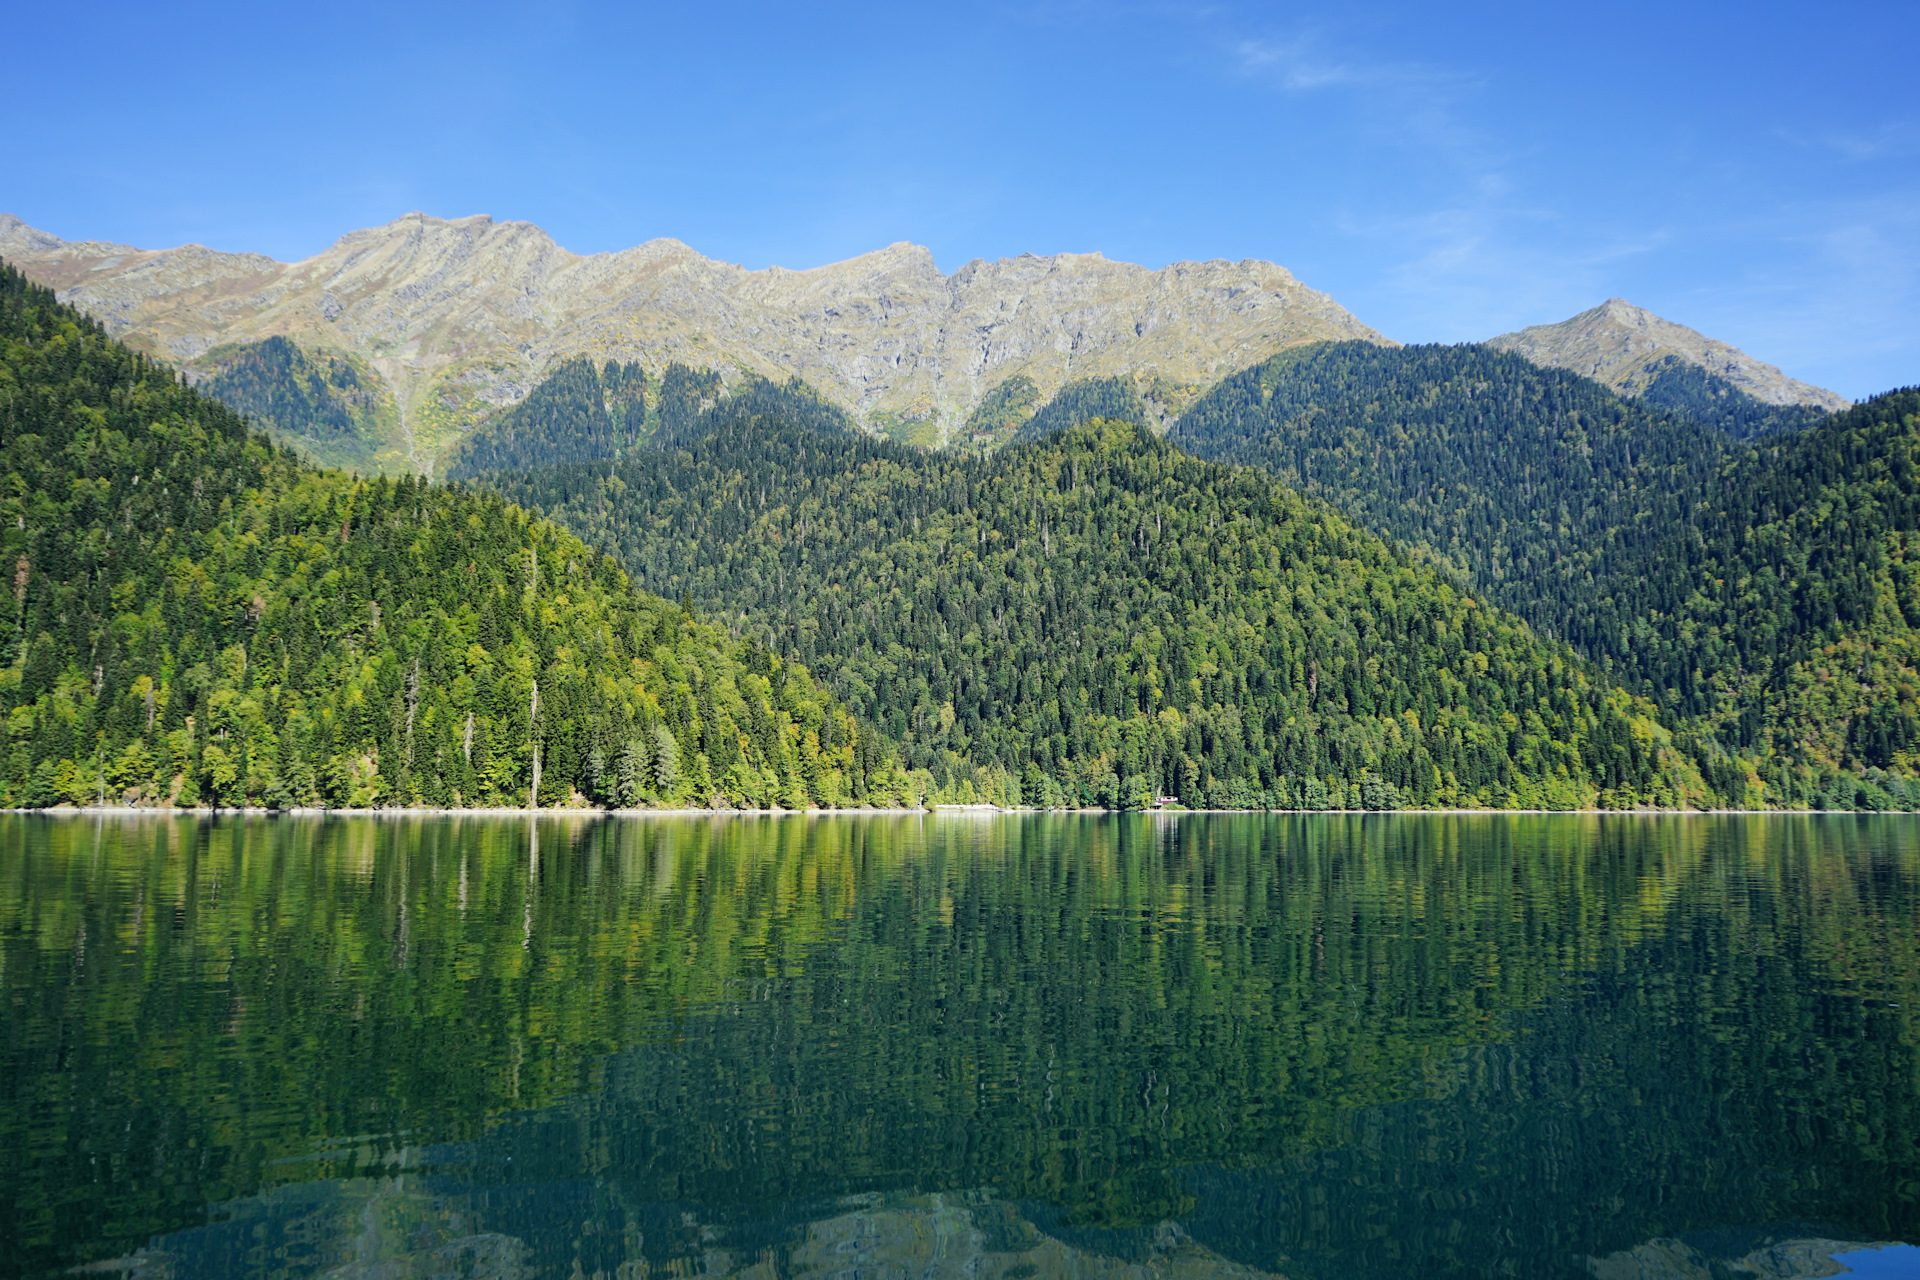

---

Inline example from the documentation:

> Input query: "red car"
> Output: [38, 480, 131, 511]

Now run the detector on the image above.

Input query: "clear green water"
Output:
[2, 813, 1917, 1279]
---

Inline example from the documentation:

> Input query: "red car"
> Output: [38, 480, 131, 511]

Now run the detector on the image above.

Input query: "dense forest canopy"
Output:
[1166, 341, 1920, 795]
[959, 372, 1040, 449]
[1634, 354, 1830, 440]
[489, 414, 1725, 811]
[1009, 375, 1155, 445]
[195, 335, 394, 473]
[13, 246, 1918, 811]
[444, 355, 653, 480]
[1168, 341, 1750, 645]
[0, 261, 915, 810]
[445, 361, 852, 481]
[1602, 386, 1920, 767]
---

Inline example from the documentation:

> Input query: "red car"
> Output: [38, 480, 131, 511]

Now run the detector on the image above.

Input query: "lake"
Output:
[2, 813, 1916, 1279]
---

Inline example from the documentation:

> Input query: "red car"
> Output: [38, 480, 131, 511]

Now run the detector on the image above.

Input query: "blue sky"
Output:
[8, 0, 1916, 398]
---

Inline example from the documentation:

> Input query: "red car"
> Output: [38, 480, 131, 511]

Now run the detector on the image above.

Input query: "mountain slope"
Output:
[444, 363, 855, 480]
[195, 335, 396, 472]
[1632, 354, 1829, 440]
[442, 355, 654, 479]
[1166, 339, 1920, 802]
[0, 211, 1388, 468]
[490, 414, 1714, 810]
[1167, 341, 1744, 652]
[1487, 298, 1847, 411]
[0, 260, 912, 810]
[1577, 386, 1920, 783]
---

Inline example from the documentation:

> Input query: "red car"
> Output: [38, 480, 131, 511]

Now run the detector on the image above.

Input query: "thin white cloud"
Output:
[1233, 36, 1369, 91]
[1232, 29, 1476, 94]
[1227, 22, 1565, 338]
[1824, 121, 1920, 163]
[1340, 201, 1674, 343]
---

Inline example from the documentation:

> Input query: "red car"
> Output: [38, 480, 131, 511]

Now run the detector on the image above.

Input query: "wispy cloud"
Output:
[1233, 35, 1369, 91]
[1225, 23, 1572, 338]
[1231, 31, 1467, 96]
[1821, 120, 1920, 163]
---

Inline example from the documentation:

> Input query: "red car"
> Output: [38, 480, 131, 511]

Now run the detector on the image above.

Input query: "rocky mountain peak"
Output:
[1487, 299, 1847, 411]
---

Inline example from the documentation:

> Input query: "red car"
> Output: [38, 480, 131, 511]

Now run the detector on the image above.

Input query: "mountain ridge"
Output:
[0, 211, 1389, 468]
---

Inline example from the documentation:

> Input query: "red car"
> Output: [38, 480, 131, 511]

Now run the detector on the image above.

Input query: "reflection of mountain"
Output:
[1588, 1236, 1909, 1280]
[91, 1181, 1290, 1280]
[4, 814, 1918, 1279]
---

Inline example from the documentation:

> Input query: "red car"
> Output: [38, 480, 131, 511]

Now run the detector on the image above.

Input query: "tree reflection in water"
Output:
[1, 813, 1915, 1279]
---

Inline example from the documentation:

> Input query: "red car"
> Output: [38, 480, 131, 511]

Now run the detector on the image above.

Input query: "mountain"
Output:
[488, 412, 1717, 811]
[1486, 297, 1848, 412]
[1167, 339, 1920, 803]
[0, 260, 915, 810]
[1629, 354, 1830, 440]
[0, 211, 1387, 469]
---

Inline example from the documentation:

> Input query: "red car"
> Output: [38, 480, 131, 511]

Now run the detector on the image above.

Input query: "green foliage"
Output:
[0, 261, 909, 810]
[1636, 354, 1829, 440]
[445, 357, 651, 479]
[1600, 388, 1920, 784]
[492, 413, 1711, 809]
[960, 373, 1040, 449]
[1011, 375, 1153, 445]
[1168, 341, 1744, 627]
[671, 369, 855, 445]
[196, 336, 393, 472]
[1168, 340, 1920, 801]
[448, 360, 854, 480]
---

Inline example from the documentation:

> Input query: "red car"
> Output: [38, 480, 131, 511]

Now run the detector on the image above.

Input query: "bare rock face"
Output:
[0, 211, 1389, 470]
[1486, 298, 1848, 410]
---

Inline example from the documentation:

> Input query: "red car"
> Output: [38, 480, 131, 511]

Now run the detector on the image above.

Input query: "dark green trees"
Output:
[491, 413, 1710, 810]
[1168, 341, 1747, 660]
[1635, 355, 1830, 440]
[446, 359, 855, 480]
[197, 335, 393, 471]
[1011, 375, 1154, 444]
[1168, 340, 1920, 802]
[445, 357, 653, 479]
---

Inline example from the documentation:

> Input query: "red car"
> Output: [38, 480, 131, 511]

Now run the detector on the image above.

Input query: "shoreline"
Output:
[2, 806, 1907, 818]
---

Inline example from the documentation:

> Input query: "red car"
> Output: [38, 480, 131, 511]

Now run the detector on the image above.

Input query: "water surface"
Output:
[2, 813, 1916, 1278]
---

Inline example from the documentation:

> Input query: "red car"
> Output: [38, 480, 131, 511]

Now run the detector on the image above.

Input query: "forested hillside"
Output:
[1010, 375, 1153, 444]
[1168, 341, 1746, 642]
[0, 262, 913, 810]
[1167, 341, 1920, 801]
[443, 356, 652, 479]
[444, 360, 852, 480]
[1579, 387, 1920, 782]
[490, 415, 1717, 811]
[196, 336, 394, 472]
[1635, 355, 1829, 440]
